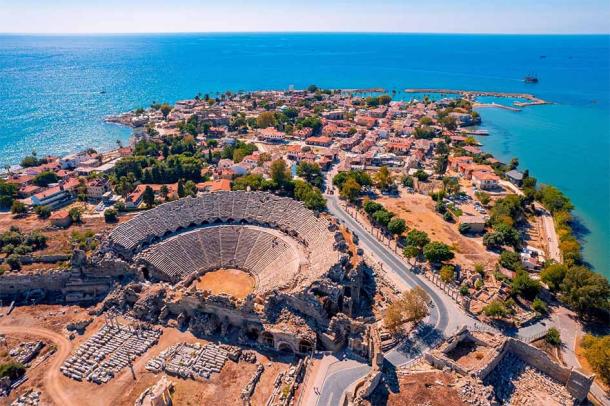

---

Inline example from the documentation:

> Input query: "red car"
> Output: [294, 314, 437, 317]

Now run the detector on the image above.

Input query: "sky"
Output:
[0, 0, 609, 34]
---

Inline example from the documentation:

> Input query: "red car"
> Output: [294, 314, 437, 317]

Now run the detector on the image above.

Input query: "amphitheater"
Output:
[101, 191, 365, 355]
[108, 191, 343, 294]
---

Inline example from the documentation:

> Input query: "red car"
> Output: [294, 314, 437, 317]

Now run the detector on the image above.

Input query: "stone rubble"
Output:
[9, 389, 40, 406]
[60, 321, 161, 384]
[145, 342, 229, 380]
[484, 352, 576, 405]
[9, 341, 44, 365]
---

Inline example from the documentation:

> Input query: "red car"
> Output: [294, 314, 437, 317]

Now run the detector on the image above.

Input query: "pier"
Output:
[404, 88, 551, 107]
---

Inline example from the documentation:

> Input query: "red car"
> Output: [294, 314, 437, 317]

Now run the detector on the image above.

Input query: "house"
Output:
[126, 183, 179, 208]
[59, 152, 89, 169]
[471, 171, 500, 190]
[49, 210, 72, 228]
[449, 156, 473, 171]
[293, 127, 313, 139]
[31, 186, 73, 209]
[321, 110, 344, 120]
[458, 215, 486, 233]
[86, 178, 110, 201]
[386, 139, 413, 155]
[355, 115, 377, 129]
[506, 170, 524, 187]
[197, 179, 232, 193]
[305, 136, 333, 147]
[257, 127, 286, 143]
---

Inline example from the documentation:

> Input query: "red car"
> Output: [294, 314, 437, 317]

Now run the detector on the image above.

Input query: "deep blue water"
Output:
[0, 34, 608, 274]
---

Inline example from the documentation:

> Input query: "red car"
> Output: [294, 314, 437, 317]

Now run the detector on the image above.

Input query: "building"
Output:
[506, 170, 524, 187]
[87, 178, 110, 201]
[49, 210, 72, 228]
[257, 127, 286, 143]
[458, 215, 486, 233]
[472, 171, 500, 190]
[305, 136, 333, 147]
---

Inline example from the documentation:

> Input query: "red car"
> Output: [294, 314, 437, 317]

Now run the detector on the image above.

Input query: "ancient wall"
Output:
[506, 338, 593, 401]
[0, 270, 71, 300]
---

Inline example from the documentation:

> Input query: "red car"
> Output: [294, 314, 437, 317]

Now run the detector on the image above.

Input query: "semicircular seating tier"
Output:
[108, 191, 341, 290]
[135, 225, 309, 293]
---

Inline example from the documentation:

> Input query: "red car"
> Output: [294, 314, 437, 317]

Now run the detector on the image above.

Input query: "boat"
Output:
[523, 75, 539, 84]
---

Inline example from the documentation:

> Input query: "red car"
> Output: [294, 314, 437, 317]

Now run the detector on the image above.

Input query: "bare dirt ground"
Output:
[367, 371, 466, 406]
[378, 191, 497, 271]
[0, 304, 291, 405]
[194, 268, 255, 299]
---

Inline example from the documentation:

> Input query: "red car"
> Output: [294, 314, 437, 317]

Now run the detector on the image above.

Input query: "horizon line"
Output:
[1, 31, 609, 36]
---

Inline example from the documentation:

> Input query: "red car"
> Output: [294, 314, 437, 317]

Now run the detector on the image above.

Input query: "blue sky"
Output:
[0, 0, 609, 34]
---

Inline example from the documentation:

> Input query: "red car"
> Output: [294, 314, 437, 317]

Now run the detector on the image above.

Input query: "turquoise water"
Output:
[0, 34, 608, 274]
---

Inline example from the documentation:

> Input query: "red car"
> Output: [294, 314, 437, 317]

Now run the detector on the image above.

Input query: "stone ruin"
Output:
[9, 389, 41, 406]
[61, 319, 161, 384]
[145, 342, 229, 380]
[425, 327, 594, 404]
[9, 341, 44, 365]
[134, 375, 173, 406]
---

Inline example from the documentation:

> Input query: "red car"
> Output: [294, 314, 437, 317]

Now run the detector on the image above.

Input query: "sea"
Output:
[0, 34, 608, 275]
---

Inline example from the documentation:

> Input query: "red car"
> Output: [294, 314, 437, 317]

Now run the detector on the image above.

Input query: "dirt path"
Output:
[0, 325, 74, 406]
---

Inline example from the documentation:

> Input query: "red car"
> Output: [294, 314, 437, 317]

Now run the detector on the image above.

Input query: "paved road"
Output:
[316, 360, 370, 406]
[314, 187, 480, 403]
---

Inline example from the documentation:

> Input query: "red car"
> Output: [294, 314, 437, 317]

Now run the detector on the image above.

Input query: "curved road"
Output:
[0, 325, 74, 406]
[315, 189, 479, 404]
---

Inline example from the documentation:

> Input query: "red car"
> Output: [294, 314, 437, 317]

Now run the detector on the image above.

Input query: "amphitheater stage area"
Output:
[194, 268, 255, 299]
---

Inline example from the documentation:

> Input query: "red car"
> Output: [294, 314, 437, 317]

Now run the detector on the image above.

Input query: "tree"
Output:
[405, 229, 430, 250]
[511, 270, 541, 300]
[0, 180, 17, 209]
[483, 300, 509, 318]
[160, 103, 172, 119]
[403, 245, 420, 265]
[142, 186, 155, 207]
[387, 218, 406, 237]
[34, 205, 51, 219]
[270, 159, 291, 189]
[104, 208, 118, 223]
[340, 178, 361, 202]
[400, 287, 429, 323]
[383, 301, 404, 334]
[532, 297, 548, 314]
[177, 179, 185, 198]
[5, 254, 21, 271]
[475, 191, 491, 206]
[68, 207, 82, 223]
[256, 111, 276, 128]
[540, 263, 567, 291]
[499, 250, 522, 271]
[402, 176, 414, 188]
[0, 362, 25, 379]
[537, 185, 573, 214]
[364, 200, 384, 216]
[184, 180, 197, 197]
[423, 242, 454, 264]
[581, 334, 610, 385]
[374, 166, 393, 191]
[307, 84, 318, 93]
[297, 162, 323, 188]
[458, 223, 470, 234]
[483, 231, 504, 250]
[373, 209, 393, 227]
[159, 185, 169, 200]
[414, 169, 429, 182]
[33, 170, 59, 187]
[560, 266, 610, 317]
[440, 265, 455, 283]
[10, 201, 27, 215]
[545, 327, 561, 346]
